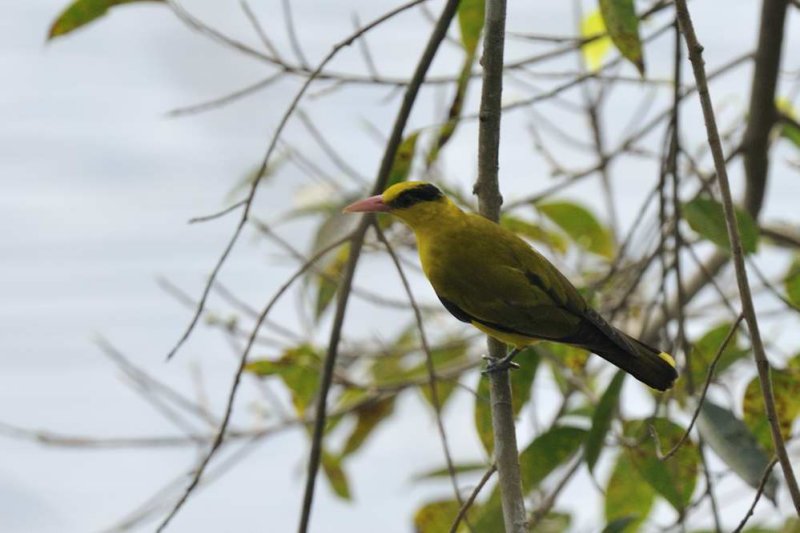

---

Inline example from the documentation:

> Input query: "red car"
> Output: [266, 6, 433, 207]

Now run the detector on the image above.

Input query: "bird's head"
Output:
[343, 181, 455, 229]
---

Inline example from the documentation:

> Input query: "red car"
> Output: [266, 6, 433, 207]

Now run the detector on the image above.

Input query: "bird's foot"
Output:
[481, 352, 521, 374]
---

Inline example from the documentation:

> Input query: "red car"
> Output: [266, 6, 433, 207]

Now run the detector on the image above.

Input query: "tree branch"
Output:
[674, 0, 800, 514]
[297, 1, 461, 531]
[474, 0, 527, 531]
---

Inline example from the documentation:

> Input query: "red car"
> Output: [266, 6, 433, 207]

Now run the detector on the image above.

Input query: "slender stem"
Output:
[296, 1, 461, 531]
[674, 0, 800, 514]
[474, 0, 527, 531]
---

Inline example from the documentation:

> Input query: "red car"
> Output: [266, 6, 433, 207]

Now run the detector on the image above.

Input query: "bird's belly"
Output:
[471, 321, 539, 349]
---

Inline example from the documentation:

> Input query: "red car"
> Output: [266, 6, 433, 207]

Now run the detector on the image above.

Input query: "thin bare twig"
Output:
[297, 1, 461, 531]
[674, 0, 800, 513]
[164, 0, 428, 362]
[449, 465, 497, 533]
[156, 234, 352, 532]
[374, 223, 469, 524]
[732, 457, 779, 533]
[657, 315, 744, 461]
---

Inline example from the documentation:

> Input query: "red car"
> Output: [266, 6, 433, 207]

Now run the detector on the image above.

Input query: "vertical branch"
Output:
[297, 1, 461, 531]
[674, 0, 800, 515]
[473, 0, 527, 532]
[742, 0, 789, 216]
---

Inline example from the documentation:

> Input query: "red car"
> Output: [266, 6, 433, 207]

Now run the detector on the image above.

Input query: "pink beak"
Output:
[343, 195, 390, 213]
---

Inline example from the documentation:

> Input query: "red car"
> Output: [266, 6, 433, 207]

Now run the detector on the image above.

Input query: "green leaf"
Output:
[686, 321, 748, 389]
[743, 359, 800, 451]
[510, 347, 540, 415]
[602, 516, 638, 533]
[605, 452, 655, 532]
[777, 98, 800, 149]
[321, 450, 351, 500]
[413, 462, 489, 481]
[313, 242, 350, 320]
[519, 425, 586, 492]
[586, 370, 626, 472]
[599, 0, 645, 75]
[501, 215, 568, 254]
[474, 376, 494, 456]
[472, 488, 504, 533]
[48, 0, 163, 40]
[245, 345, 320, 415]
[341, 397, 395, 457]
[784, 256, 800, 308]
[386, 132, 420, 189]
[457, 0, 485, 55]
[417, 344, 471, 411]
[580, 9, 613, 72]
[684, 197, 759, 255]
[625, 418, 698, 512]
[536, 200, 615, 259]
[696, 399, 777, 501]
[413, 499, 463, 532]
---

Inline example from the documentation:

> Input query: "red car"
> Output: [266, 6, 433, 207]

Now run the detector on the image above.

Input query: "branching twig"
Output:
[449, 465, 497, 533]
[297, 1, 461, 531]
[674, 0, 800, 514]
[657, 314, 744, 461]
[164, 0, 428, 361]
[374, 223, 468, 523]
[155, 234, 352, 531]
[732, 457, 780, 533]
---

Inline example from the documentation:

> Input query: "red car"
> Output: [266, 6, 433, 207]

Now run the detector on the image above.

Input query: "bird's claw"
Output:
[481, 356, 520, 374]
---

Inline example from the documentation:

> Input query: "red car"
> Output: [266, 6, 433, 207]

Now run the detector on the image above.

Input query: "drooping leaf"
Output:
[586, 370, 626, 472]
[457, 0, 485, 55]
[536, 200, 615, 259]
[625, 418, 698, 512]
[474, 376, 494, 456]
[580, 9, 613, 72]
[599, 0, 645, 75]
[776, 98, 800, 149]
[245, 345, 320, 415]
[413, 499, 463, 532]
[696, 399, 777, 501]
[684, 197, 759, 255]
[743, 359, 800, 451]
[321, 450, 351, 500]
[48, 0, 163, 40]
[501, 215, 568, 254]
[519, 425, 587, 492]
[605, 452, 655, 532]
[341, 397, 395, 457]
[386, 132, 420, 189]
[783, 256, 800, 308]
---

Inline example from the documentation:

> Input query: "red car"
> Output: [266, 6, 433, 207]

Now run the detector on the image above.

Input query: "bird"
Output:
[344, 181, 678, 391]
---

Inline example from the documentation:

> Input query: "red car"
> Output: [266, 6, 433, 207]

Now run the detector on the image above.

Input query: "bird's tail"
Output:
[571, 313, 678, 391]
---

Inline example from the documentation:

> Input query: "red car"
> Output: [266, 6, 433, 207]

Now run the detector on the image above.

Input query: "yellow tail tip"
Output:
[658, 351, 677, 368]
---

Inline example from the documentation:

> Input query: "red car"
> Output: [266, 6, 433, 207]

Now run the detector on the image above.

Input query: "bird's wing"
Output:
[434, 260, 587, 343]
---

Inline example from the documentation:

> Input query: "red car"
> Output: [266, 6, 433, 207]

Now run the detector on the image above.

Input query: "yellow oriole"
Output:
[344, 181, 677, 391]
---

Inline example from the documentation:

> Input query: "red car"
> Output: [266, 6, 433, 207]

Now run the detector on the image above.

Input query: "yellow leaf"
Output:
[581, 9, 612, 72]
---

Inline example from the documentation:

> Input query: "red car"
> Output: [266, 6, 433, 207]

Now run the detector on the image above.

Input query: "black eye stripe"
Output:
[388, 184, 443, 209]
